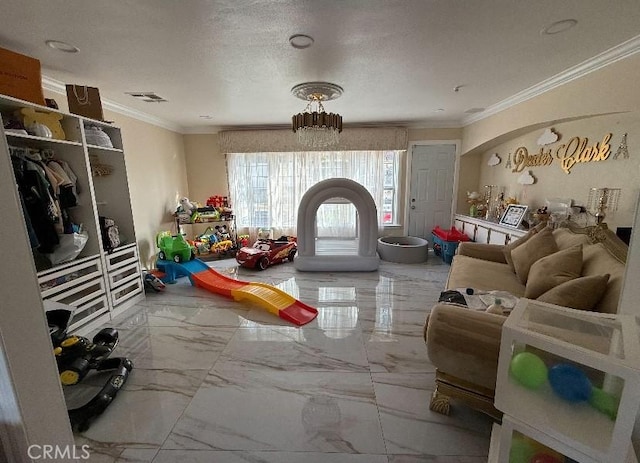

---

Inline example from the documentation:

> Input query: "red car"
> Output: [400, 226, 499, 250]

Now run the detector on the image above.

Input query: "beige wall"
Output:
[461, 52, 640, 156]
[44, 90, 189, 269]
[183, 133, 228, 204]
[457, 53, 640, 232]
[471, 111, 639, 230]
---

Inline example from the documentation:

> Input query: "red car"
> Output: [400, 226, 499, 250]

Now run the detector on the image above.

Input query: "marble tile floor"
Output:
[71, 255, 494, 462]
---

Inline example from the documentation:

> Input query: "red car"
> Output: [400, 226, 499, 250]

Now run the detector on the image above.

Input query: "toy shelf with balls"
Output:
[488, 418, 637, 463]
[494, 298, 640, 463]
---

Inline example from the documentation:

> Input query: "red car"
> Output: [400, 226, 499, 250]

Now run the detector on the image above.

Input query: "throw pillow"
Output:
[503, 222, 548, 272]
[537, 274, 610, 311]
[524, 245, 583, 299]
[511, 227, 558, 284]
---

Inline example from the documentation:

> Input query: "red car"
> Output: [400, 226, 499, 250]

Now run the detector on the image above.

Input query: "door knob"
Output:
[411, 205, 416, 209]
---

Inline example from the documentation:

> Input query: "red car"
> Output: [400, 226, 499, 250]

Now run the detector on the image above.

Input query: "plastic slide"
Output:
[157, 258, 318, 326]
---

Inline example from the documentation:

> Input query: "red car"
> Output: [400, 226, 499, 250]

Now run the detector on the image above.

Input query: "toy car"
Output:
[157, 232, 195, 262]
[236, 236, 297, 270]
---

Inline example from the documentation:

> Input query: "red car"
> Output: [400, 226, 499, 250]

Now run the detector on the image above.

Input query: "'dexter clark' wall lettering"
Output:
[511, 133, 612, 175]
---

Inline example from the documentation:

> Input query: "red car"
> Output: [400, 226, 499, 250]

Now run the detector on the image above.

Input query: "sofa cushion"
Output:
[552, 228, 592, 250]
[511, 227, 559, 284]
[582, 243, 625, 314]
[447, 254, 525, 296]
[524, 245, 583, 299]
[503, 222, 547, 271]
[537, 274, 610, 311]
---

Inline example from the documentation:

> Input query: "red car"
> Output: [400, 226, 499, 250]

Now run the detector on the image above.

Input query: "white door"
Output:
[408, 144, 456, 239]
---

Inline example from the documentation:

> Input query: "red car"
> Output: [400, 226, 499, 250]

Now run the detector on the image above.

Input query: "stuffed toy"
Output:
[215, 225, 231, 241]
[179, 197, 197, 216]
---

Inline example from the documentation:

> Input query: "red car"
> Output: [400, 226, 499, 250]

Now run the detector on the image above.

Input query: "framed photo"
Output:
[499, 204, 528, 228]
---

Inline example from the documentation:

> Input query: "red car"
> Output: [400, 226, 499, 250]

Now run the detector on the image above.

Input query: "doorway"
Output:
[407, 143, 457, 239]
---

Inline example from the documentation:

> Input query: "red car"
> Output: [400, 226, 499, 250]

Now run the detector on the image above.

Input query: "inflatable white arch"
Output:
[294, 178, 380, 272]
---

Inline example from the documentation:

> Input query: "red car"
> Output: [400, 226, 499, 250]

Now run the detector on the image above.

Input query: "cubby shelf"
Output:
[1, 93, 144, 334]
[491, 299, 640, 463]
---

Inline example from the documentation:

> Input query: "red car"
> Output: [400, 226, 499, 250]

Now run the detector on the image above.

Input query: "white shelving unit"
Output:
[454, 214, 527, 245]
[491, 298, 640, 463]
[0, 93, 144, 334]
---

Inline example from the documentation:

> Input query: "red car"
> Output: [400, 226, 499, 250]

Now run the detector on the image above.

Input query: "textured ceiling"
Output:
[1, 0, 639, 132]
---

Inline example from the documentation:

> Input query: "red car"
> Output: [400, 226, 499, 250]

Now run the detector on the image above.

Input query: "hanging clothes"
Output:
[10, 148, 60, 253]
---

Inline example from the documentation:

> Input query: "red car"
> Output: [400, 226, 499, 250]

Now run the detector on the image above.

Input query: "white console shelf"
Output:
[454, 214, 527, 245]
[1, 93, 144, 335]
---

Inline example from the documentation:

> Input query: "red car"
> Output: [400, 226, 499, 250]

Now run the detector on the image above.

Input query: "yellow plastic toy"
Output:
[15, 107, 66, 140]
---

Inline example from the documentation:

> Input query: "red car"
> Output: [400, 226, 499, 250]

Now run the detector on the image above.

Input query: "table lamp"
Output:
[587, 187, 621, 225]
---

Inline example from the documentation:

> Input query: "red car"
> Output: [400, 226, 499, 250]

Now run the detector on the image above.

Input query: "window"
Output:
[382, 151, 399, 224]
[227, 150, 403, 236]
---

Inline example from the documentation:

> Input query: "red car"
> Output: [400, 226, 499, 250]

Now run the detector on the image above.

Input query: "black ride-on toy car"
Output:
[47, 308, 133, 432]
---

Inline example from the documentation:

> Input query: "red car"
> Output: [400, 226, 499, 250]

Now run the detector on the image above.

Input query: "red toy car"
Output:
[235, 236, 297, 270]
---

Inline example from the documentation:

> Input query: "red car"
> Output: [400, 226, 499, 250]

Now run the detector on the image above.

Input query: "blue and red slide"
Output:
[156, 258, 318, 326]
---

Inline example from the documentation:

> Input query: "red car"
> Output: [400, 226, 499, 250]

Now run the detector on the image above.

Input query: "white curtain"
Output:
[227, 151, 388, 240]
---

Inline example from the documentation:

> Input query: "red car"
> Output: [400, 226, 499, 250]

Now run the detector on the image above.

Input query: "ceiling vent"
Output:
[125, 92, 168, 103]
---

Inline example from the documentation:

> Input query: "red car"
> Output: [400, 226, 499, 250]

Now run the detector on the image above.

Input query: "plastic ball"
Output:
[531, 452, 563, 463]
[548, 363, 592, 402]
[509, 436, 535, 463]
[510, 352, 548, 389]
[589, 386, 619, 419]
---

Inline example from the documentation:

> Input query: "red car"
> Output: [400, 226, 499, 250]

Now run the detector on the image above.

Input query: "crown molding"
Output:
[183, 126, 221, 134]
[41, 76, 184, 133]
[462, 34, 640, 126]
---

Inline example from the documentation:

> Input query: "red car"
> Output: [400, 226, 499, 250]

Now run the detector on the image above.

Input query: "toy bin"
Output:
[489, 416, 636, 463]
[431, 226, 470, 264]
[495, 299, 640, 463]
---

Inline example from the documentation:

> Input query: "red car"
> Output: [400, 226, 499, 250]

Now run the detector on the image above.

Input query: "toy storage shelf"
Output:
[494, 298, 640, 463]
[488, 422, 638, 463]
[1, 92, 144, 334]
[180, 216, 238, 260]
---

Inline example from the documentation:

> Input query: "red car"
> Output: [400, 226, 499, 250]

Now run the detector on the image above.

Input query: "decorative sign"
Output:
[511, 132, 612, 175]
[488, 153, 501, 166]
[537, 128, 560, 146]
[499, 204, 528, 228]
[517, 170, 536, 185]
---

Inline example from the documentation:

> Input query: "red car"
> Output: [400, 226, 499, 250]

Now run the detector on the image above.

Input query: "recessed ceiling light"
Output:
[45, 40, 79, 53]
[434, 108, 445, 112]
[289, 34, 314, 49]
[541, 19, 578, 35]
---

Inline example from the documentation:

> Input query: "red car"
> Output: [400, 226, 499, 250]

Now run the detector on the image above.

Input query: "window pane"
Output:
[227, 150, 405, 231]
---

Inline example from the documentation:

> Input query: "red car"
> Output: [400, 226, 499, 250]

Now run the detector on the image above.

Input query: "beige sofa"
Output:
[424, 222, 628, 420]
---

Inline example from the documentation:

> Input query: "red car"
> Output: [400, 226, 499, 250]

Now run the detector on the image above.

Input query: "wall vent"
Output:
[125, 92, 168, 102]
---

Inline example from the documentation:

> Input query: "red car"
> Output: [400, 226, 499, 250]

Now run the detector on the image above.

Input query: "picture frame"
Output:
[499, 204, 528, 228]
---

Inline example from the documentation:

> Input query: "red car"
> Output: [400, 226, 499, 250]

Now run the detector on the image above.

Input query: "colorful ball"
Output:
[548, 363, 592, 402]
[510, 352, 548, 389]
[531, 452, 563, 463]
[589, 386, 619, 419]
[509, 436, 536, 463]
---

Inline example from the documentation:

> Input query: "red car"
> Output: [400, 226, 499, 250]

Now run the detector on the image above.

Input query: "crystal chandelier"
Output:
[291, 82, 343, 148]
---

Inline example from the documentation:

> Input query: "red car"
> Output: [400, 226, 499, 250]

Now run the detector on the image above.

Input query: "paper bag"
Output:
[66, 84, 104, 121]
[0, 47, 46, 105]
